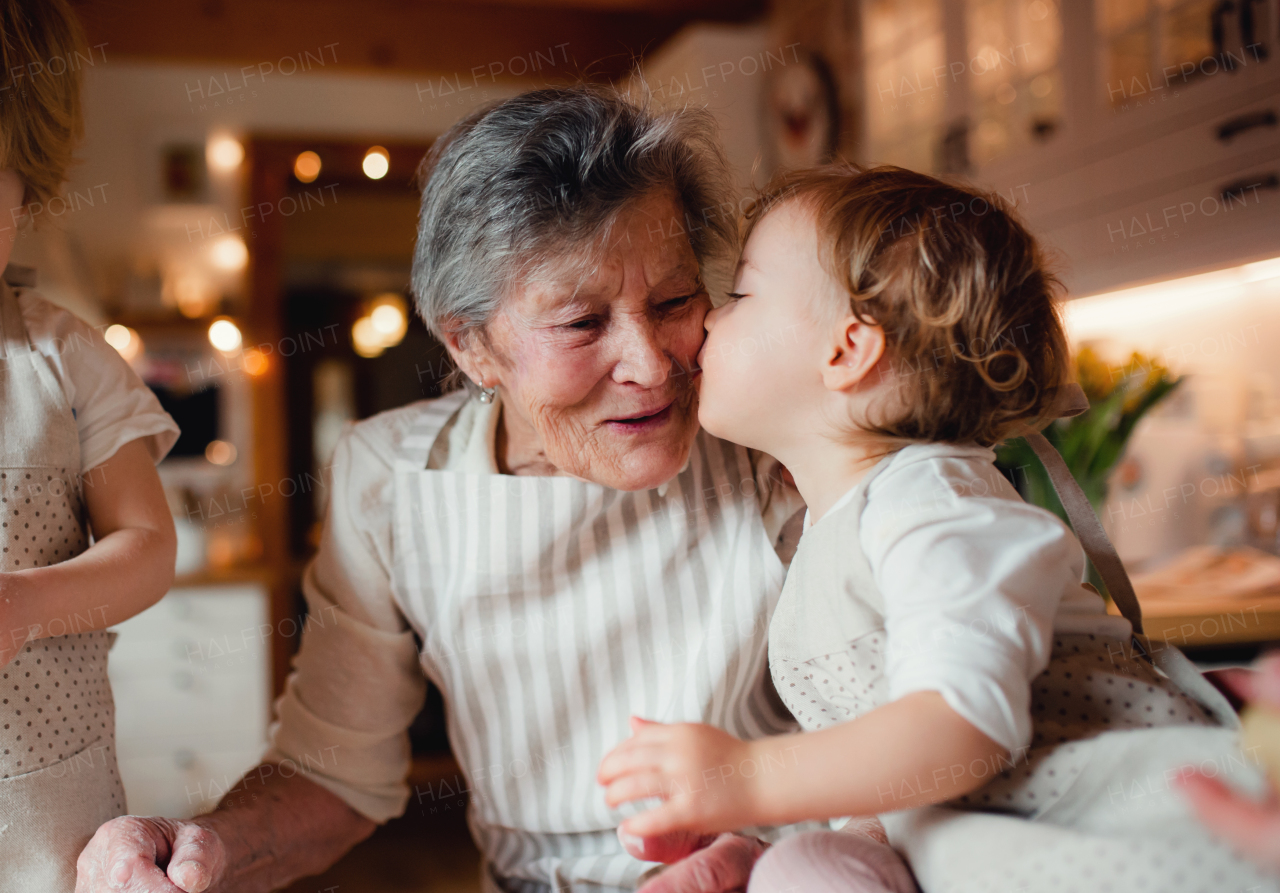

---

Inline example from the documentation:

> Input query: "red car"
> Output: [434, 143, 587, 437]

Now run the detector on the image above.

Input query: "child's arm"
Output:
[0, 438, 176, 667]
[598, 691, 1003, 837]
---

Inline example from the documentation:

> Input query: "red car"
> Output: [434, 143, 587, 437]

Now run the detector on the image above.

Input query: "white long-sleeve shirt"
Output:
[771, 443, 1132, 753]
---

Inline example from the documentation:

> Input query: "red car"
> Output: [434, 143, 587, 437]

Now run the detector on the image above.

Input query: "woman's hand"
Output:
[76, 766, 376, 892]
[75, 815, 228, 893]
[635, 833, 767, 893]
[598, 717, 764, 837]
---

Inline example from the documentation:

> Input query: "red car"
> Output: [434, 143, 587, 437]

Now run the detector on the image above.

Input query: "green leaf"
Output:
[1063, 386, 1127, 475]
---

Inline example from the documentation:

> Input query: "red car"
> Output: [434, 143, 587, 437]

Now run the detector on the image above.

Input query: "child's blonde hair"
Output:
[0, 0, 86, 208]
[744, 163, 1070, 447]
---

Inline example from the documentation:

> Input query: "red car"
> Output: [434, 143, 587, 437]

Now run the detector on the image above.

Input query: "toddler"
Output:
[598, 165, 1270, 893]
[0, 2, 179, 890]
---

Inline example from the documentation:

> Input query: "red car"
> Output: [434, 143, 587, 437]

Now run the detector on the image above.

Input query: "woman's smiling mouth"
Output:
[605, 401, 676, 433]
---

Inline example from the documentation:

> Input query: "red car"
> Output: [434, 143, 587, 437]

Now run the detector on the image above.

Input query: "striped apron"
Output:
[390, 391, 800, 893]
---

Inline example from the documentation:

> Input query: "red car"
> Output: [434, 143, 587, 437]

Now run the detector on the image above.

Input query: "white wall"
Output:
[12, 60, 538, 320]
[1065, 258, 1280, 568]
[14, 39, 778, 320]
[639, 23, 770, 198]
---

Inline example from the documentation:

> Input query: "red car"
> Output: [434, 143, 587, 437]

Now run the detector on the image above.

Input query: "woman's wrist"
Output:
[194, 766, 377, 892]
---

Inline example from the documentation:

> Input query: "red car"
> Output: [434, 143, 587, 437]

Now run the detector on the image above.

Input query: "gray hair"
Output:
[411, 85, 737, 364]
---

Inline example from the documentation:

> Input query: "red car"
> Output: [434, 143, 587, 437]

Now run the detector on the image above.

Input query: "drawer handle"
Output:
[1216, 109, 1277, 141]
[1219, 172, 1279, 203]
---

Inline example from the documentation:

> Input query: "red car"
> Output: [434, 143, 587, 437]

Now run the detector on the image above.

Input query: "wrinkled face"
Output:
[459, 190, 710, 491]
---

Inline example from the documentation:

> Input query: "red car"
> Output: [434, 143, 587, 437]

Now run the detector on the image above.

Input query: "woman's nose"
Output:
[613, 320, 669, 388]
[704, 304, 722, 334]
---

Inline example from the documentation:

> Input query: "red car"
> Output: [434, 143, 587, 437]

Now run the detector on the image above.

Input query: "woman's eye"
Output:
[565, 318, 597, 330]
[661, 292, 699, 310]
[726, 292, 748, 302]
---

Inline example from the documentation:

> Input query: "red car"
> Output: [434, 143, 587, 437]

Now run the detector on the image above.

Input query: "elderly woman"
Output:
[77, 87, 810, 893]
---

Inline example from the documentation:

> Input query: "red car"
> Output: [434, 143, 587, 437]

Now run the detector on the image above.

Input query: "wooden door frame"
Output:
[244, 136, 433, 695]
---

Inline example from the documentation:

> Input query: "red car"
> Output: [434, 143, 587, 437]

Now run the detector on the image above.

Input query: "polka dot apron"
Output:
[0, 269, 125, 893]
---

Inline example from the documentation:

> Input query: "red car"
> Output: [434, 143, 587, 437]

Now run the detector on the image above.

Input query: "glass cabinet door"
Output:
[965, 0, 1063, 166]
[862, 0, 947, 172]
[1099, 0, 1267, 108]
[860, 0, 1064, 172]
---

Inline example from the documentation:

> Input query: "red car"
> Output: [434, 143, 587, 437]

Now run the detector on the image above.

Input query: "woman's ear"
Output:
[443, 326, 497, 389]
[821, 315, 886, 392]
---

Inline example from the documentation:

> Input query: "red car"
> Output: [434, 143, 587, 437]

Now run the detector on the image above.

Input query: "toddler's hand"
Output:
[598, 717, 760, 838]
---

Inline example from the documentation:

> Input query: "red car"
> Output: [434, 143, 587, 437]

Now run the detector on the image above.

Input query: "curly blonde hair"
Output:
[744, 164, 1070, 447]
[0, 0, 86, 209]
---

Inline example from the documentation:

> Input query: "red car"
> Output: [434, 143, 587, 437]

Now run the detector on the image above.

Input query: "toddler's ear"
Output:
[822, 315, 885, 392]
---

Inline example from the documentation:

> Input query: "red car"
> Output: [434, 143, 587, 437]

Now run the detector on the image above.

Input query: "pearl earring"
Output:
[477, 383, 497, 404]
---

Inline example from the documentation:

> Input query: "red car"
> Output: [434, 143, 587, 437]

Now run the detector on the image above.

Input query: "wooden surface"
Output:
[174, 562, 277, 589]
[1122, 591, 1280, 648]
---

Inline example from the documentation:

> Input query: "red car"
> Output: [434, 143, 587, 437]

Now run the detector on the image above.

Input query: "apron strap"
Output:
[1023, 428, 1145, 634]
[1020, 384, 1240, 725]
[1018, 382, 1144, 633]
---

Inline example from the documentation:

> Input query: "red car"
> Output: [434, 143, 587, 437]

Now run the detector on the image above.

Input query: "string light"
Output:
[207, 135, 244, 171]
[362, 146, 390, 180]
[208, 318, 242, 353]
[205, 440, 237, 466]
[294, 150, 322, 183]
[104, 324, 142, 362]
[210, 235, 248, 271]
[352, 293, 409, 358]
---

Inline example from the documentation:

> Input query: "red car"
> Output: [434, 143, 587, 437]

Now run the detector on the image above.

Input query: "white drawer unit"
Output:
[1015, 86, 1280, 296]
[108, 583, 272, 817]
[967, 2, 1280, 297]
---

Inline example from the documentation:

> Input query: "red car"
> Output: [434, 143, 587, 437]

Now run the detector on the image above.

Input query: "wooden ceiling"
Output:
[72, 0, 768, 82]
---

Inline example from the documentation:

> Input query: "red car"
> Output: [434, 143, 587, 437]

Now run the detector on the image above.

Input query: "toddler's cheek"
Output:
[694, 375, 735, 442]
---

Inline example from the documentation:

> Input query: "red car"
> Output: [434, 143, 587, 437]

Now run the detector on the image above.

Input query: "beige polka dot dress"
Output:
[0, 274, 126, 893]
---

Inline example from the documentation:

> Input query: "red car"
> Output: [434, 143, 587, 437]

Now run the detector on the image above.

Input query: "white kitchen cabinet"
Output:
[969, 0, 1280, 295]
[856, 0, 1279, 295]
[108, 584, 271, 818]
[980, 48, 1278, 295]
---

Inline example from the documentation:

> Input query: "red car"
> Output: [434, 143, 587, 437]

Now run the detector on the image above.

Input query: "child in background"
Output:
[599, 165, 1272, 892]
[0, 1, 180, 890]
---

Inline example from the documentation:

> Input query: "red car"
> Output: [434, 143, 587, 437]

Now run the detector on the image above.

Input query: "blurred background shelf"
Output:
[1133, 592, 1280, 648]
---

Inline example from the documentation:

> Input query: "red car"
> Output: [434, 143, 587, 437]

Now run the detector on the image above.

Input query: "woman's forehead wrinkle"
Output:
[516, 220, 701, 320]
